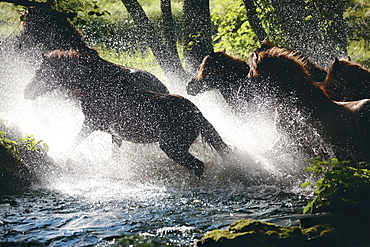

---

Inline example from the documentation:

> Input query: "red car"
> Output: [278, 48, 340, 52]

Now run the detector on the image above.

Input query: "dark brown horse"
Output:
[186, 51, 250, 109]
[248, 47, 369, 162]
[256, 38, 328, 83]
[24, 49, 230, 177]
[18, 7, 169, 94]
[319, 58, 370, 101]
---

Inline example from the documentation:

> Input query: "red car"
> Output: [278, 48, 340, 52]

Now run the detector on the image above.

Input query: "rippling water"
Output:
[0, 45, 314, 246]
[0, 178, 308, 246]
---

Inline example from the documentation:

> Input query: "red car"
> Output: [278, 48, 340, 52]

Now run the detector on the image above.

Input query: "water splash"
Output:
[0, 42, 318, 247]
[0, 41, 319, 202]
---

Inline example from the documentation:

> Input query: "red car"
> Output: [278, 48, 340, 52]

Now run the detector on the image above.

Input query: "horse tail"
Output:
[199, 114, 230, 156]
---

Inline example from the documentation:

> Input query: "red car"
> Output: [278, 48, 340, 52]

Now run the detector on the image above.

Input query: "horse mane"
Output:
[326, 58, 370, 83]
[248, 46, 334, 105]
[194, 51, 249, 80]
[249, 47, 311, 81]
[255, 39, 327, 82]
[45, 49, 88, 59]
[321, 58, 370, 101]
[220, 51, 248, 66]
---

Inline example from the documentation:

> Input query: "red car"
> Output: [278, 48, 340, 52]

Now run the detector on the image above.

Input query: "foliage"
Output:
[0, 131, 18, 155]
[345, 0, 370, 66]
[302, 157, 370, 214]
[211, 0, 259, 58]
[0, 131, 49, 157]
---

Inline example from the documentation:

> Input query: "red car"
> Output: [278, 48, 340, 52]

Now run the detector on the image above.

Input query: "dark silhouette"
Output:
[18, 7, 169, 94]
[256, 38, 327, 83]
[186, 51, 250, 109]
[24, 49, 230, 177]
[248, 47, 369, 162]
[319, 58, 370, 101]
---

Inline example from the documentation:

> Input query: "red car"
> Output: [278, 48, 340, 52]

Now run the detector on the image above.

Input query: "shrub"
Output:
[302, 157, 370, 214]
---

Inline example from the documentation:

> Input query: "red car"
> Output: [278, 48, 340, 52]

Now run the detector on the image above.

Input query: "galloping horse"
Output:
[24, 49, 230, 177]
[248, 47, 369, 162]
[319, 58, 370, 101]
[256, 38, 328, 83]
[186, 41, 327, 110]
[186, 51, 250, 109]
[18, 7, 169, 94]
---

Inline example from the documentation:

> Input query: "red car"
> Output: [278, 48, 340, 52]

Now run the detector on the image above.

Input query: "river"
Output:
[0, 45, 314, 246]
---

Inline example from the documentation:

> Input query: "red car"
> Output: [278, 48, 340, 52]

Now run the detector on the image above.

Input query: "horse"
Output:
[186, 42, 327, 110]
[319, 58, 370, 101]
[256, 38, 328, 83]
[248, 47, 369, 162]
[186, 50, 250, 109]
[24, 49, 230, 177]
[17, 7, 169, 94]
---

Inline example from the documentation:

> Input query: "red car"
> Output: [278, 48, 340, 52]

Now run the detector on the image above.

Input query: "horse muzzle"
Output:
[186, 79, 204, 96]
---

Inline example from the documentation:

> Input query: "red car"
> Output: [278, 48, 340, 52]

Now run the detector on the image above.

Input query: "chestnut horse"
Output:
[18, 7, 169, 94]
[319, 58, 370, 101]
[186, 51, 250, 109]
[248, 47, 369, 162]
[186, 43, 327, 110]
[256, 38, 328, 83]
[24, 49, 230, 177]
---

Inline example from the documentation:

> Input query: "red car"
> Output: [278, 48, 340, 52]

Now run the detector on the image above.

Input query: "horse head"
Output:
[186, 51, 249, 96]
[247, 47, 330, 105]
[323, 58, 370, 101]
[24, 49, 89, 100]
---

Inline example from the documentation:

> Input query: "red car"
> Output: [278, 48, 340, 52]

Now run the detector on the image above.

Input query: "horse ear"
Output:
[261, 37, 269, 44]
[347, 56, 351, 61]
[222, 48, 226, 53]
[260, 37, 274, 50]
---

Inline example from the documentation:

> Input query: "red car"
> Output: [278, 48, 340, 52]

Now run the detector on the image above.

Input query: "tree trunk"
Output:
[183, 0, 213, 73]
[242, 0, 267, 42]
[120, 0, 188, 82]
[160, 0, 177, 56]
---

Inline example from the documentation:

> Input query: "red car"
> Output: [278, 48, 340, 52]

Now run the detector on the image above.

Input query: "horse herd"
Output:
[17, 8, 369, 177]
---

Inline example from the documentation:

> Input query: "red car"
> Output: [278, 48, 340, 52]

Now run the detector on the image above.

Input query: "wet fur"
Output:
[248, 47, 369, 162]
[320, 58, 370, 101]
[25, 49, 230, 177]
[186, 51, 250, 109]
[18, 7, 169, 94]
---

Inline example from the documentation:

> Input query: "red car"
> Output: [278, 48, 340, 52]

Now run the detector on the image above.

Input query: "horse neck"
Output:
[217, 72, 247, 102]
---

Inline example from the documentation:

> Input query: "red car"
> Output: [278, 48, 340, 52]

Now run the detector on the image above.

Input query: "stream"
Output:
[0, 44, 315, 246]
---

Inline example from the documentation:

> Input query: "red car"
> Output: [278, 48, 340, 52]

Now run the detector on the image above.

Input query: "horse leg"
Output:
[159, 138, 204, 178]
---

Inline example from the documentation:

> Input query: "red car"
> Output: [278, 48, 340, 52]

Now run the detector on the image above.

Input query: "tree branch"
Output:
[120, 0, 188, 82]
[242, 0, 267, 42]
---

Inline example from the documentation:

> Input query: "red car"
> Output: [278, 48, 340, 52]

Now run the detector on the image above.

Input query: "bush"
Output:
[302, 158, 370, 214]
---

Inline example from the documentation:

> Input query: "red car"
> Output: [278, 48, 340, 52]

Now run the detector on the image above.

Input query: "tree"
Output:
[182, 0, 213, 72]
[268, 0, 348, 67]
[119, 0, 188, 83]
[242, 0, 267, 42]
[1, 0, 214, 83]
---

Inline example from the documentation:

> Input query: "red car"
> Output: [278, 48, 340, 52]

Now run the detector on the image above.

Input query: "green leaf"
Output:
[301, 182, 311, 188]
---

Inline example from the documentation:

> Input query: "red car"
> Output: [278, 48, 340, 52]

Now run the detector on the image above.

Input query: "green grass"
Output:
[348, 39, 370, 67]
[0, 2, 23, 39]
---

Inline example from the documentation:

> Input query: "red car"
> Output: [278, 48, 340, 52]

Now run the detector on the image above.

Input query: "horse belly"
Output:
[109, 120, 159, 144]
